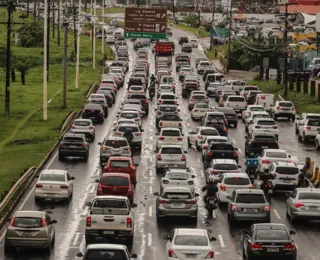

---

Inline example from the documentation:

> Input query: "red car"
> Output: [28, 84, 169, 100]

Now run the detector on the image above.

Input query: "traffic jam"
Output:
[2, 25, 320, 260]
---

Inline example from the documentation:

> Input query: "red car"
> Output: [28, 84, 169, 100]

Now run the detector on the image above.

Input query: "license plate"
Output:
[103, 231, 114, 235]
[250, 175, 255, 178]
[209, 200, 215, 205]
[171, 203, 185, 208]
[70, 145, 77, 148]
[267, 248, 279, 252]
[90, 117, 95, 119]
[245, 208, 256, 212]
[185, 254, 197, 258]
[268, 190, 273, 194]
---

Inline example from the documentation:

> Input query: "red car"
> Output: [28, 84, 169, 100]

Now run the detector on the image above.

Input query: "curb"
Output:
[86, 81, 99, 98]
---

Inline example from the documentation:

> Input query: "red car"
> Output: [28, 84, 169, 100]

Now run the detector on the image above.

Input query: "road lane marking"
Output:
[90, 183, 96, 193]
[150, 186, 153, 194]
[273, 209, 281, 219]
[150, 136, 153, 140]
[197, 158, 200, 163]
[149, 169, 153, 177]
[72, 232, 80, 246]
[212, 210, 216, 219]
[149, 206, 152, 217]
[232, 139, 236, 144]
[238, 148, 242, 154]
[148, 233, 152, 246]
[295, 243, 298, 249]
[218, 235, 225, 248]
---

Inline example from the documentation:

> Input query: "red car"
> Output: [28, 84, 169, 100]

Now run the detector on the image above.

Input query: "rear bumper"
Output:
[5, 238, 50, 248]
[156, 162, 186, 169]
[292, 211, 320, 219]
[231, 212, 270, 221]
[158, 208, 197, 218]
[275, 112, 295, 117]
[35, 190, 69, 199]
[59, 150, 88, 157]
[85, 229, 133, 239]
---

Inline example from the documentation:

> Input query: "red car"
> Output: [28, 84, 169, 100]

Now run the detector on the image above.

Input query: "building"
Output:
[279, 0, 320, 15]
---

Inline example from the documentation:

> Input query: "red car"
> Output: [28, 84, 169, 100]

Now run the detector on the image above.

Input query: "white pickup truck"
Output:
[85, 196, 135, 245]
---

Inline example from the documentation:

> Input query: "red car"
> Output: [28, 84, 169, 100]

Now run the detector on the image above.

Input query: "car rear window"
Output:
[195, 104, 209, 109]
[228, 96, 245, 102]
[110, 160, 130, 168]
[275, 167, 299, 175]
[256, 230, 289, 241]
[252, 114, 269, 119]
[235, 194, 265, 203]
[160, 107, 176, 112]
[161, 100, 175, 105]
[167, 173, 188, 180]
[105, 140, 128, 147]
[120, 112, 138, 118]
[93, 199, 128, 208]
[63, 137, 84, 142]
[162, 115, 180, 121]
[307, 120, 320, 126]
[91, 100, 105, 105]
[12, 217, 42, 228]
[161, 147, 182, 154]
[162, 130, 180, 136]
[163, 192, 192, 199]
[161, 95, 175, 100]
[102, 176, 129, 186]
[210, 144, 234, 150]
[74, 121, 91, 126]
[251, 107, 265, 112]
[207, 115, 225, 120]
[279, 102, 293, 107]
[118, 126, 139, 133]
[40, 174, 65, 182]
[192, 95, 205, 100]
[265, 152, 287, 158]
[131, 86, 143, 90]
[207, 138, 228, 143]
[161, 85, 172, 89]
[254, 135, 276, 141]
[174, 235, 208, 246]
[224, 177, 250, 185]
[86, 250, 126, 259]
[214, 164, 238, 170]
[257, 120, 276, 125]
[201, 129, 219, 135]
[298, 192, 320, 200]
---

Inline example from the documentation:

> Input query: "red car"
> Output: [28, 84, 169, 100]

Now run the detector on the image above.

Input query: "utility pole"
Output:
[52, 0, 55, 38]
[93, 20, 96, 69]
[75, 0, 81, 89]
[102, 0, 105, 54]
[209, 0, 215, 51]
[27, 0, 29, 16]
[57, 0, 61, 45]
[73, 0, 77, 54]
[43, 0, 48, 120]
[33, 0, 37, 19]
[226, 0, 232, 72]
[90, 0, 92, 14]
[197, 0, 200, 27]
[63, 21, 69, 108]
[94, 0, 96, 16]
[284, 2, 288, 97]
[47, 0, 50, 82]
[172, 0, 175, 23]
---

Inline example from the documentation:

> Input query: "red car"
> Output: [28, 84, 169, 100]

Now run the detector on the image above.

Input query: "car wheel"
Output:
[51, 234, 56, 248]
[91, 135, 95, 142]
[35, 197, 42, 203]
[58, 154, 64, 161]
[4, 241, 13, 255]
[196, 141, 201, 151]
[242, 247, 246, 260]
[234, 123, 238, 128]
[188, 138, 192, 148]
[292, 115, 295, 121]
[83, 153, 89, 162]
[191, 116, 195, 121]
[295, 125, 299, 134]
[273, 114, 278, 120]
[316, 140, 320, 151]
[127, 235, 134, 245]
[45, 239, 52, 254]
[298, 134, 302, 142]
[303, 134, 307, 144]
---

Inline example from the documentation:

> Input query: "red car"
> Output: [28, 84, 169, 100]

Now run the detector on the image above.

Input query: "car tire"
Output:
[234, 123, 238, 128]
[91, 135, 95, 142]
[83, 153, 89, 162]
[99, 119, 104, 124]
[196, 141, 201, 151]
[303, 134, 307, 144]
[4, 241, 13, 256]
[291, 115, 295, 121]
[127, 235, 134, 245]
[227, 214, 235, 225]
[188, 138, 192, 148]
[35, 197, 42, 203]
[58, 154, 64, 161]
[295, 125, 299, 134]
[45, 239, 52, 254]
[316, 140, 320, 151]
[290, 211, 297, 224]
[191, 116, 195, 121]
[298, 134, 302, 142]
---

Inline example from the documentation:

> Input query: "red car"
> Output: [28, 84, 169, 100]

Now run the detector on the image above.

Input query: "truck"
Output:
[154, 41, 174, 56]
[85, 195, 135, 245]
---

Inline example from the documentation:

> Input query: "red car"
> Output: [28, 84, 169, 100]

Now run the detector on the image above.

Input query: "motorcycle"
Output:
[246, 168, 257, 183]
[264, 180, 273, 202]
[149, 88, 155, 100]
[204, 196, 218, 215]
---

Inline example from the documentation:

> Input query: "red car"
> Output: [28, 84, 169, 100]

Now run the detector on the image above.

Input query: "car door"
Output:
[45, 213, 54, 241]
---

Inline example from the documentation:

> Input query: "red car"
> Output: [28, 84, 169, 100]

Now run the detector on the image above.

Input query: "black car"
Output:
[128, 77, 147, 89]
[181, 43, 192, 53]
[128, 94, 149, 116]
[89, 99, 109, 118]
[245, 132, 279, 156]
[96, 90, 114, 107]
[178, 36, 189, 45]
[203, 141, 239, 167]
[202, 119, 228, 136]
[242, 223, 297, 260]
[82, 103, 104, 124]
[215, 107, 238, 128]
[59, 133, 89, 161]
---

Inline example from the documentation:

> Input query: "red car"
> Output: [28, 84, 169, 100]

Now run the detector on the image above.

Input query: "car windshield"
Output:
[102, 176, 129, 186]
[12, 217, 42, 228]
[110, 160, 130, 168]
[251, 107, 265, 112]
[214, 164, 238, 170]
[105, 140, 128, 147]
[167, 173, 188, 180]
[279, 102, 293, 107]
[161, 147, 182, 154]
[254, 135, 275, 141]
[174, 235, 208, 246]
[40, 174, 65, 182]
[298, 192, 320, 200]
[86, 249, 126, 260]
[275, 167, 299, 175]
[210, 144, 234, 150]
[228, 97, 245, 102]
[257, 120, 275, 125]
[256, 229, 289, 241]
[200, 129, 218, 136]
[118, 126, 139, 133]
[266, 152, 287, 158]
[163, 192, 191, 199]
[162, 115, 180, 121]
[224, 177, 250, 185]
[161, 95, 175, 100]
[74, 121, 91, 127]
[235, 194, 265, 203]
[160, 107, 176, 112]
[63, 137, 83, 142]
[308, 120, 320, 126]
[162, 130, 180, 136]
[120, 112, 138, 118]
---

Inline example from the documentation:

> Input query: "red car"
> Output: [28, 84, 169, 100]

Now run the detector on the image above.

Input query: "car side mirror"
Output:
[71, 177, 75, 180]
[76, 252, 83, 257]
[290, 230, 296, 235]
[176, 97, 178, 99]
[244, 136, 247, 139]
[153, 192, 159, 196]
[135, 163, 139, 167]
[288, 155, 291, 158]
[238, 165, 242, 168]
[210, 237, 217, 241]
[131, 254, 138, 259]
[98, 142, 102, 145]
[195, 193, 200, 197]
[141, 129, 144, 132]
[184, 151, 188, 154]
[95, 179, 100, 183]
[167, 234, 172, 240]
[116, 115, 119, 117]
[154, 109, 157, 111]
[131, 203, 137, 208]
[191, 175, 195, 178]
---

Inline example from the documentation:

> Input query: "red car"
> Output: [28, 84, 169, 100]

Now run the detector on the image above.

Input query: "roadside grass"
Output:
[0, 13, 114, 196]
[248, 80, 320, 114]
[94, 7, 125, 16]
[174, 24, 210, 38]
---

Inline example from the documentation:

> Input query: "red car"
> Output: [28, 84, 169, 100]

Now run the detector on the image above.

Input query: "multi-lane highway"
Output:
[0, 27, 319, 260]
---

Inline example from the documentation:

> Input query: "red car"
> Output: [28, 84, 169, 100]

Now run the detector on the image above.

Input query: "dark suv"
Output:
[128, 77, 147, 89]
[203, 142, 239, 168]
[82, 103, 105, 124]
[178, 36, 189, 45]
[59, 133, 89, 161]
[245, 131, 279, 156]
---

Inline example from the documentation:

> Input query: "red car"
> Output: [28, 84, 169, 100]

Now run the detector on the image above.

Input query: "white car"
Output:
[257, 149, 293, 172]
[248, 118, 278, 140]
[270, 101, 296, 121]
[224, 95, 247, 113]
[128, 85, 145, 95]
[241, 105, 265, 122]
[217, 172, 253, 204]
[117, 110, 142, 127]
[190, 38, 199, 48]
[157, 84, 174, 97]
[35, 169, 74, 202]
[295, 113, 320, 134]
[106, 36, 115, 44]
[298, 118, 320, 144]
[191, 103, 213, 121]
[161, 169, 195, 193]
[166, 228, 216, 260]
[316, 132, 320, 150]
[156, 128, 184, 149]
[188, 127, 220, 150]
[71, 119, 95, 142]
[245, 111, 270, 130]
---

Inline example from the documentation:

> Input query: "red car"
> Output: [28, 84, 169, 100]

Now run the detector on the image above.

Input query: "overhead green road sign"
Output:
[125, 32, 166, 39]
[210, 27, 228, 37]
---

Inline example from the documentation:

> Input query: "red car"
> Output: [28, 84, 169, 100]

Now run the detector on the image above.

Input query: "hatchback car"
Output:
[227, 189, 270, 225]
[156, 128, 184, 149]
[161, 169, 195, 193]
[71, 119, 95, 142]
[155, 187, 198, 221]
[35, 169, 74, 202]
[205, 159, 240, 182]
[115, 123, 143, 151]
[104, 156, 138, 183]
[188, 94, 208, 111]
[59, 133, 89, 161]
[156, 145, 187, 174]
[191, 103, 213, 121]
[4, 211, 57, 254]
[96, 173, 135, 203]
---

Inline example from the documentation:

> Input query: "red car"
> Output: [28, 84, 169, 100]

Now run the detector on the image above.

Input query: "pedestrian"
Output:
[302, 157, 311, 175]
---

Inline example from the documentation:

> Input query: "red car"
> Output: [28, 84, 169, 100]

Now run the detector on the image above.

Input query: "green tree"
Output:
[16, 21, 44, 47]
[13, 57, 38, 85]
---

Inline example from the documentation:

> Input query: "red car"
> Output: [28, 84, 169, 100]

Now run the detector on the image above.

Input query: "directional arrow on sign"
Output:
[161, 13, 166, 18]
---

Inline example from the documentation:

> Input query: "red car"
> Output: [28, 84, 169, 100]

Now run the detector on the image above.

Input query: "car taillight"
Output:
[292, 106, 295, 110]
[204, 250, 214, 259]
[136, 133, 142, 136]
[157, 112, 161, 115]
[145, 100, 148, 104]
[9, 218, 15, 226]
[190, 98, 194, 101]
[177, 137, 183, 141]
[87, 99, 91, 103]
[168, 249, 177, 258]
[59, 143, 65, 147]
[89, 126, 94, 129]
[86, 217, 91, 227]
[251, 243, 263, 250]
[102, 146, 109, 150]
[181, 154, 186, 161]
[127, 218, 132, 228]
[157, 153, 162, 160]
[159, 136, 165, 140]
[159, 122, 163, 126]
[71, 125, 76, 129]
[233, 152, 238, 157]
[294, 202, 304, 208]
[82, 109, 85, 113]
[160, 199, 169, 204]
[41, 218, 46, 227]
[262, 160, 271, 164]
[99, 111, 103, 115]
[276, 106, 280, 110]
[220, 184, 226, 191]
[178, 122, 182, 127]
[306, 126, 311, 130]
[81, 143, 87, 147]
[248, 112, 251, 115]
[210, 170, 217, 175]
[249, 185, 254, 189]
[203, 145, 208, 149]
[208, 151, 213, 156]
[188, 181, 194, 185]
[163, 180, 169, 184]
[60, 185, 68, 189]
[231, 205, 237, 211]
[283, 243, 295, 251]
[198, 135, 203, 139]
[249, 120, 253, 123]
[223, 127, 227, 132]
[194, 109, 199, 112]
[36, 184, 43, 188]
[185, 200, 196, 204]
[264, 205, 270, 211]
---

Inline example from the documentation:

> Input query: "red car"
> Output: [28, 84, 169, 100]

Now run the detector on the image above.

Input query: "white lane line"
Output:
[197, 158, 200, 163]
[187, 123, 190, 127]
[273, 209, 281, 219]
[149, 169, 153, 177]
[212, 210, 216, 219]
[72, 232, 80, 246]
[149, 206, 152, 217]
[148, 233, 152, 246]
[150, 136, 153, 140]
[218, 234, 225, 248]
[238, 148, 242, 154]
[90, 183, 96, 193]
[149, 186, 153, 194]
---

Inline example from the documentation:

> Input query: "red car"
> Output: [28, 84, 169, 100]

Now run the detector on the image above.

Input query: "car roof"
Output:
[206, 136, 228, 141]
[212, 159, 237, 164]
[15, 210, 44, 218]
[216, 107, 236, 113]
[235, 189, 264, 194]
[175, 228, 207, 236]
[40, 169, 67, 175]
[120, 110, 139, 114]
[105, 136, 127, 141]
[163, 187, 192, 193]
[84, 103, 102, 109]
[273, 162, 297, 167]
[101, 172, 130, 178]
[167, 169, 189, 174]
[108, 156, 131, 161]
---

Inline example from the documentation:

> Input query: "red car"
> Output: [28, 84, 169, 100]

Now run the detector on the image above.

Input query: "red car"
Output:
[96, 173, 134, 203]
[104, 157, 138, 183]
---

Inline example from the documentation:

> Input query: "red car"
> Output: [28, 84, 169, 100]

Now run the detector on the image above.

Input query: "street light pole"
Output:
[75, 0, 81, 89]
[102, 0, 105, 54]
[43, 0, 48, 120]
[226, 0, 232, 72]
[63, 21, 69, 108]
[284, 2, 288, 97]
[93, 20, 96, 69]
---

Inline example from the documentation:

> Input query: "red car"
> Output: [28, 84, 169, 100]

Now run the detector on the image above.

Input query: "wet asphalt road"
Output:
[0, 28, 320, 260]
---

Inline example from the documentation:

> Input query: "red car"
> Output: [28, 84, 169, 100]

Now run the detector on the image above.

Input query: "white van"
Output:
[254, 94, 274, 111]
